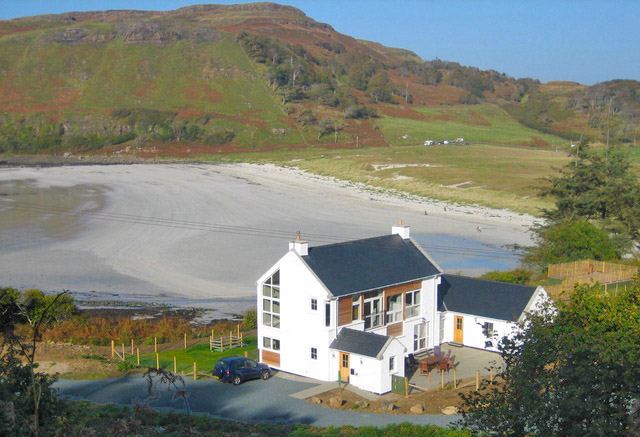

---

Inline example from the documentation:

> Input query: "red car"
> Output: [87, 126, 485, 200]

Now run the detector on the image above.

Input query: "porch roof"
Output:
[329, 327, 391, 359]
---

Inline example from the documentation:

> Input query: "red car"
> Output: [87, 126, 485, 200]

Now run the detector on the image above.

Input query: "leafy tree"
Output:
[479, 268, 533, 285]
[459, 282, 640, 436]
[541, 147, 640, 242]
[0, 288, 76, 436]
[367, 70, 394, 103]
[523, 220, 622, 270]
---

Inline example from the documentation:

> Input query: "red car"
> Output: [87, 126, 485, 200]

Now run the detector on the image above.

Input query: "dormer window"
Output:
[262, 270, 280, 328]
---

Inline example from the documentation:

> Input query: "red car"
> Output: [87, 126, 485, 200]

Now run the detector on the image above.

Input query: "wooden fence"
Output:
[397, 368, 496, 396]
[546, 260, 637, 300]
[210, 325, 244, 352]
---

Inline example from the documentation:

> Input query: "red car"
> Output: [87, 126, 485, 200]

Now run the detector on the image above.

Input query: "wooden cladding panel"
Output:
[387, 322, 403, 337]
[338, 296, 352, 326]
[261, 350, 280, 367]
[384, 281, 421, 298]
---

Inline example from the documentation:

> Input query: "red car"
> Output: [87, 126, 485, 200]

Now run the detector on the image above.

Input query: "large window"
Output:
[413, 322, 427, 351]
[405, 290, 421, 318]
[263, 336, 280, 351]
[262, 271, 280, 328]
[386, 294, 402, 324]
[364, 291, 383, 330]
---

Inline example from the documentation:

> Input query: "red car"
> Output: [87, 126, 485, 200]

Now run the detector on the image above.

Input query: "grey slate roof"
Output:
[301, 234, 440, 297]
[438, 274, 538, 322]
[329, 328, 390, 358]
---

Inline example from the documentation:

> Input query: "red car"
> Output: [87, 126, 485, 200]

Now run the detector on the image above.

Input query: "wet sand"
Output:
[0, 164, 536, 307]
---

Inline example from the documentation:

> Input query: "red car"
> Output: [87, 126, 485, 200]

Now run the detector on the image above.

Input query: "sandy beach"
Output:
[0, 163, 537, 306]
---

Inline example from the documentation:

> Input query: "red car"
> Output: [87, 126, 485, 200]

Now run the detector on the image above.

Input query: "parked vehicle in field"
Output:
[212, 356, 271, 385]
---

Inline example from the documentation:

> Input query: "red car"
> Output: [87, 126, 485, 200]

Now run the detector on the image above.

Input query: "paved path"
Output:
[56, 374, 459, 428]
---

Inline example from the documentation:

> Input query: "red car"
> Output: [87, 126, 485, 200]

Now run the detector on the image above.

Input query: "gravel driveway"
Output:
[56, 373, 459, 428]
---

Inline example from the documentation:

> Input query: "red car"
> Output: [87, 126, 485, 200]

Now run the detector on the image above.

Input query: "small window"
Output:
[389, 356, 395, 372]
[272, 339, 280, 351]
[310, 347, 317, 360]
[352, 296, 360, 320]
[311, 298, 318, 311]
[263, 337, 271, 349]
[325, 303, 331, 327]
[263, 337, 280, 351]
[483, 322, 494, 338]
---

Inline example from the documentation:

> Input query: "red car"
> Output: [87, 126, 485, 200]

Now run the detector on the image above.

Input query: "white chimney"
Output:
[289, 233, 308, 256]
[392, 220, 410, 239]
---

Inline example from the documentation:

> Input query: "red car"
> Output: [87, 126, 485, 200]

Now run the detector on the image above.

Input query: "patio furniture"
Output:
[418, 356, 443, 374]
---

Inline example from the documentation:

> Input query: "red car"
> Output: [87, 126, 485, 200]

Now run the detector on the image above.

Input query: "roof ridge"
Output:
[442, 273, 536, 290]
[306, 234, 399, 251]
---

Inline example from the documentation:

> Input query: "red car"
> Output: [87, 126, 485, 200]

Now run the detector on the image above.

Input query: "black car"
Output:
[212, 356, 271, 385]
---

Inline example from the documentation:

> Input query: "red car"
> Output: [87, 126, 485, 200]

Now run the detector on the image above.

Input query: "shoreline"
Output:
[0, 162, 535, 304]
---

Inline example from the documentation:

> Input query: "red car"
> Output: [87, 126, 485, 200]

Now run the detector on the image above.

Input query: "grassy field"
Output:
[131, 337, 257, 374]
[201, 143, 571, 215]
[376, 104, 568, 147]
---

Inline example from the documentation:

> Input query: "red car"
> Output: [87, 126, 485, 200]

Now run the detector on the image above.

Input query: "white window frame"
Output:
[386, 294, 402, 324]
[352, 296, 361, 320]
[310, 347, 317, 360]
[262, 270, 281, 328]
[263, 336, 280, 351]
[311, 298, 317, 311]
[483, 322, 494, 338]
[363, 291, 383, 330]
[389, 355, 395, 372]
[414, 322, 427, 351]
[405, 289, 421, 318]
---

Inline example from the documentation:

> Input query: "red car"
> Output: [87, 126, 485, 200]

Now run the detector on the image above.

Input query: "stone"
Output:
[441, 406, 459, 415]
[410, 403, 425, 414]
[381, 401, 397, 411]
[329, 396, 343, 407]
[310, 396, 322, 404]
[354, 400, 369, 409]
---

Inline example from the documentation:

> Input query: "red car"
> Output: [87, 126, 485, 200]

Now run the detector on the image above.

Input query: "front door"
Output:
[339, 352, 350, 383]
[454, 316, 464, 343]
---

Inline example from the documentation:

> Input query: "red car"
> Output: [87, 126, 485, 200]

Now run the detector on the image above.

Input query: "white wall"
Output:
[440, 311, 513, 352]
[257, 251, 336, 381]
[335, 339, 406, 394]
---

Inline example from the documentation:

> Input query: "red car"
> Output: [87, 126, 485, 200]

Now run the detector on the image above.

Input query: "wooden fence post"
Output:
[184, 332, 187, 349]
[429, 371, 432, 389]
[454, 367, 458, 389]
[136, 348, 140, 366]
[441, 370, 444, 389]
[404, 376, 409, 397]
[121, 343, 125, 361]
[156, 353, 159, 369]
[490, 368, 494, 383]
[237, 324, 240, 337]
[131, 339, 134, 355]
[174, 356, 177, 374]
[244, 351, 248, 358]
[111, 340, 115, 358]
[194, 362, 197, 380]
[476, 370, 480, 390]
[154, 336, 157, 353]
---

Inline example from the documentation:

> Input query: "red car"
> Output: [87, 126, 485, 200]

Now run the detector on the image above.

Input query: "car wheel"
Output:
[261, 370, 270, 380]
[232, 375, 242, 386]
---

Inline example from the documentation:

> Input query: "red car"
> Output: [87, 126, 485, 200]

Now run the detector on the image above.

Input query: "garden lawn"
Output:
[131, 337, 257, 374]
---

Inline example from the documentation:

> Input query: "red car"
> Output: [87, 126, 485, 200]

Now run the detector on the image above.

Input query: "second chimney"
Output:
[289, 232, 308, 256]
[392, 220, 410, 239]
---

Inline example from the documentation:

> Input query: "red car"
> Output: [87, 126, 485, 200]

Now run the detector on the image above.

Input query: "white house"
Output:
[256, 223, 547, 394]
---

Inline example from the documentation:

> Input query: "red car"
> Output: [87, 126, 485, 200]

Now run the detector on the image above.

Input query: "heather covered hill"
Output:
[0, 2, 637, 156]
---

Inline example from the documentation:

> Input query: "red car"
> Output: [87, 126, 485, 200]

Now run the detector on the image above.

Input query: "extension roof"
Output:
[438, 274, 538, 322]
[301, 234, 440, 297]
[329, 328, 391, 359]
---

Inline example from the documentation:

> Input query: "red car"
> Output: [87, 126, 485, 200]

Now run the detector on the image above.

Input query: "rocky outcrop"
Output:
[36, 21, 218, 46]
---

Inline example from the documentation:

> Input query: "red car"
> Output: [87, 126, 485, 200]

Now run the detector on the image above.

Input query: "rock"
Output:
[329, 396, 343, 407]
[354, 400, 369, 409]
[410, 403, 425, 414]
[441, 406, 459, 415]
[381, 401, 397, 411]
[310, 396, 322, 404]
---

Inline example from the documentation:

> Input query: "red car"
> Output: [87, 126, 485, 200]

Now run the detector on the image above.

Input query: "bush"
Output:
[204, 130, 235, 146]
[480, 268, 533, 285]
[343, 105, 378, 119]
